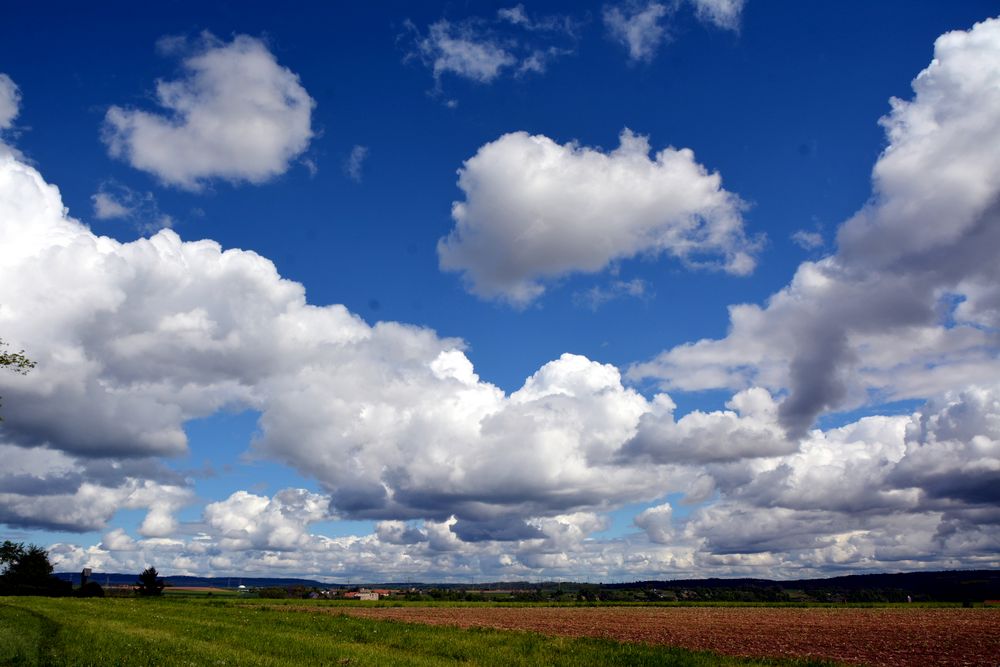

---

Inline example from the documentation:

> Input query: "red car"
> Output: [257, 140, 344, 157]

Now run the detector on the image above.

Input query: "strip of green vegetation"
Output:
[161, 588, 240, 597]
[0, 597, 837, 667]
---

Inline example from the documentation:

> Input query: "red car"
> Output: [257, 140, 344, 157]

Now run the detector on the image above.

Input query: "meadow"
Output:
[0, 597, 835, 667]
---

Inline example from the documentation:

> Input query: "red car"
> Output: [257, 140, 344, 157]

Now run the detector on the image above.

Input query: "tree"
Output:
[0, 540, 70, 596]
[0, 338, 36, 421]
[136, 566, 165, 596]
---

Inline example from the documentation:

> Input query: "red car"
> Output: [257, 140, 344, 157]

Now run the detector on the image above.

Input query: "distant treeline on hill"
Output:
[56, 573, 330, 589]
[602, 570, 1000, 603]
[53, 569, 1000, 603]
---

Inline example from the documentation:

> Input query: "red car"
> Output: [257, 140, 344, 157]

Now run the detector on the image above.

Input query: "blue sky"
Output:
[1, 1, 999, 581]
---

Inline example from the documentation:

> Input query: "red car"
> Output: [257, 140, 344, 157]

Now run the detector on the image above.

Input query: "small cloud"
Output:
[404, 8, 578, 94]
[689, 0, 745, 32]
[0, 73, 21, 131]
[92, 191, 132, 220]
[344, 145, 369, 183]
[498, 5, 531, 27]
[574, 279, 652, 310]
[91, 181, 174, 232]
[603, 0, 745, 63]
[791, 229, 824, 250]
[102, 33, 315, 190]
[604, 2, 670, 63]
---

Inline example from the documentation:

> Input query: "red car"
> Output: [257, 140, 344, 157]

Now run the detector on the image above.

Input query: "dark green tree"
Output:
[136, 566, 165, 596]
[0, 338, 36, 421]
[0, 540, 69, 595]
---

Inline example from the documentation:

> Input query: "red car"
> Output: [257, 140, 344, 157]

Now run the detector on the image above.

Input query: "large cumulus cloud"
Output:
[438, 129, 759, 305]
[0, 137, 685, 540]
[632, 17, 1000, 437]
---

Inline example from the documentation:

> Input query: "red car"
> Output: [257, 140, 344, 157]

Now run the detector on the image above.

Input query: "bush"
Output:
[257, 587, 289, 599]
[76, 581, 105, 598]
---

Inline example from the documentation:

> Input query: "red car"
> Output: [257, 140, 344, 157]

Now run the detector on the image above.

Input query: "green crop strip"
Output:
[0, 597, 838, 667]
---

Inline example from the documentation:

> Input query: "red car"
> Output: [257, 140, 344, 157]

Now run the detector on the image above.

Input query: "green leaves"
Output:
[0, 337, 36, 421]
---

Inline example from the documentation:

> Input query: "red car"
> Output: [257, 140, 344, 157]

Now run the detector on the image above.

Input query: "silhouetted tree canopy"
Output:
[136, 566, 165, 596]
[0, 540, 70, 596]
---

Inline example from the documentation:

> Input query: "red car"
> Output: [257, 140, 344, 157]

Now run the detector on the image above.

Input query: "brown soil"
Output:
[330, 605, 1000, 666]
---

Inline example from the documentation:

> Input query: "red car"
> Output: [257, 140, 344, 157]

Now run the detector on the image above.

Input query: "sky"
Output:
[0, 0, 998, 582]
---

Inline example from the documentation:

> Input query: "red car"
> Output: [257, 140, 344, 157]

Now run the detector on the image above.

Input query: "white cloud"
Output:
[91, 192, 131, 220]
[634, 503, 674, 543]
[102, 34, 314, 189]
[438, 129, 758, 305]
[0, 443, 192, 535]
[0, 145, 673, 536]
[28, 384, 1000, 580]
[91, 182, 173, 231]
[5, 19, 1000, 579]
[0, 73, 20, 131]
[632, 17, 1000, 436]
[344, 145, 368, 182]
[573, 278, 650, 310]
[41, 380, 1000, 578]
[603, 1, 745, 63]
[622, 387, 794, 464]
[690, 0, 745, 31]
[414, 20, 517, 84]
[790, 229, 823, 250]
[603, 2, 670, 63]
[406, 9, 578, 90]
[204, 489, 330, 551]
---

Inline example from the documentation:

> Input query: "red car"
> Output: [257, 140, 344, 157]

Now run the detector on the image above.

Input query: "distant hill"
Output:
[603, 569, 1000, 602]
[54, 568, 1000, 602]
[56, 573, 332, 589]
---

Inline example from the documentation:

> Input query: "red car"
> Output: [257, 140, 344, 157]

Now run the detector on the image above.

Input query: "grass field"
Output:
[0, 597, 834, 666]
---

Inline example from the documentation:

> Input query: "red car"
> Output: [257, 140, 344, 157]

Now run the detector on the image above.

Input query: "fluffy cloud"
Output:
[438, 129, 758, 305]
[102, 34, 314, 189]
[622, 388, 793, 464]
[0, 73, 20, 131]
[204, 489, 331, 551]
[0, 443, 191, 534]
[0, 143, 677, 539]
[43, 381, 1000, 579]
[632, 17, 1000, 436]
[682, 385, 1000, 565]
[634, 503, 674, 543]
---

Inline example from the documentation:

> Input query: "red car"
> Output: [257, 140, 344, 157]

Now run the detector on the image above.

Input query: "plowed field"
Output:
[335, 606, 1000, 666]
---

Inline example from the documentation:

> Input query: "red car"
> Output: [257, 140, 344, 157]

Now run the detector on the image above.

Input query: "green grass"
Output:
[161, 588, 240, 598]
[0, 597, 837, 666]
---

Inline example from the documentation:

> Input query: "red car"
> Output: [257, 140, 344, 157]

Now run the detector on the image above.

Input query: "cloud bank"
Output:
[2, 16, 999, 580]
